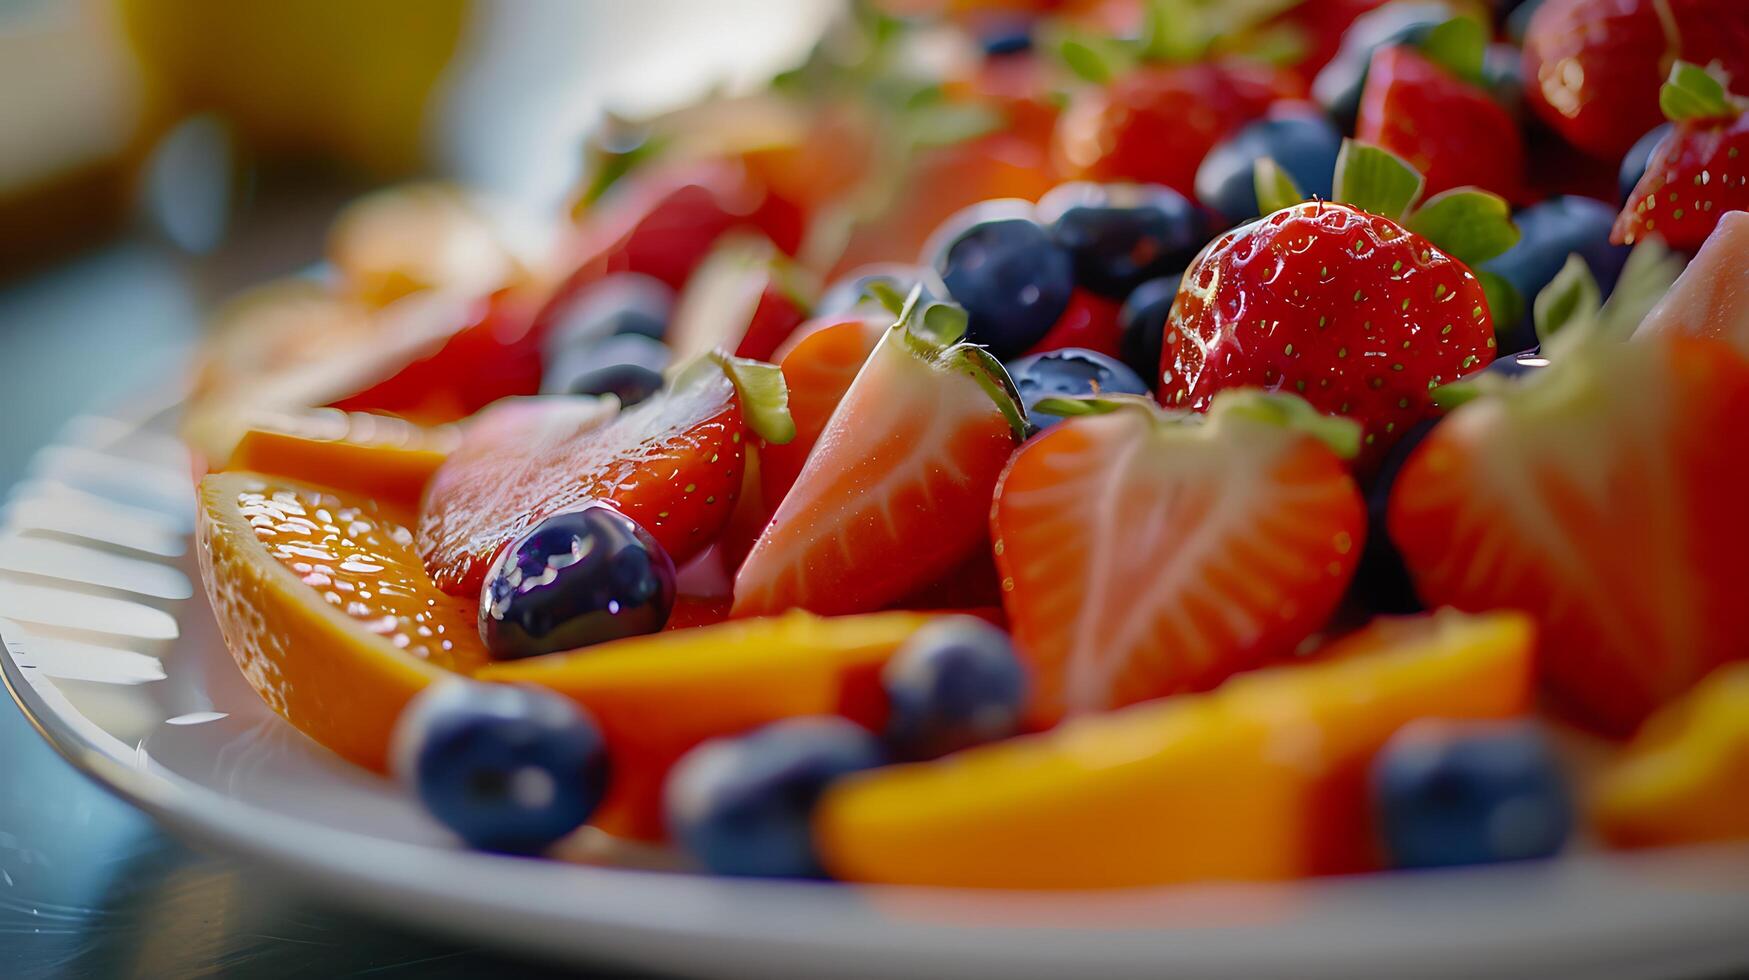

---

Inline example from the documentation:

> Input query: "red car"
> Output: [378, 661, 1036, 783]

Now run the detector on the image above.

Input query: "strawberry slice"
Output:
[732, 294, 1025, 617]
[1613, 63, 1749, 251]
[1389, 334, 1749, 735]
[1356, 45, 1524, 201]
[758, 312, 886, 511]
[417, 356, 793, 597]
[992, 391, 1366, 727]
[1635, 210, 1749, 356]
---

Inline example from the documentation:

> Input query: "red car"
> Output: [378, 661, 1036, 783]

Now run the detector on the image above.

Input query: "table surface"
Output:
[0, 235, 660, 979]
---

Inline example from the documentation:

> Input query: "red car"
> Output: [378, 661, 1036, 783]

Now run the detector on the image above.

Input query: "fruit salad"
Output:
[190, 0, 1749, 887]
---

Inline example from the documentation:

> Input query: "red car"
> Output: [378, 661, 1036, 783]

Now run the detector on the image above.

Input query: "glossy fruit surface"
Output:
[1037, 182, 1207, 297]
[1004, 348, 1147, 428]
[991, 394, 1365, 726]
[932, 212, 1074, 359]
[393, 680, 609, 854]
[418, 366, 745, 596]
[882, 616, 1027, 760]
[542, 333, 670, 401]
[222, 408, 457, 513]
[815, 610, 1534, 888]
[1117, 274, 1180, 386]
[758, 314, 885, 510]
[666, 717, 885, 877]
[480, 505, 677, 660]
[1311, 0, 1452, 127]
[1372, 719, 1572, 868]
[1618, 124, 1672, 203]
[198, 472, 489, 773]
[1613, 111, 1749, 250]
[480, 611, 931, 838]
[1633, 210, 1749, 357]
[1356, 46, 1525, 200]
[1196, 110, 1343, 224]
[1390, 335, 1749, 734]
[1023, 290, 1124, 359]
[1163, 201, 1495, 467]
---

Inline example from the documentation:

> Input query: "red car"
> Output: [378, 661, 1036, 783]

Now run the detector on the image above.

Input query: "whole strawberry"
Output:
[1162, 141, 1512, 467]
[1613, 63, 1749, 251]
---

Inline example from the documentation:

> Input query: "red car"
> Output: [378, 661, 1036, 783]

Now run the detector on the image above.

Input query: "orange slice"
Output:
[222, 408, 460, 511]
[814, 610, 1534, 889]
[197, 471, 488, 771]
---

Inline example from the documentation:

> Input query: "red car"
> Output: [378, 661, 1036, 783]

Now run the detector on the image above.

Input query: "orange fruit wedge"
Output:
[813, 609, 1534, 889]
[197, 471, 489, 772]
[222, 408, 460, 511]
[1593, 662, 1749, 848]
[480, 610, 935, 840]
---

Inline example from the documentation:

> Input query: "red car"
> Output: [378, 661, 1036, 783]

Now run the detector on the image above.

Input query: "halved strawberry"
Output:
[1164, 141, 1510, 469]
[758, 312, 886, 511]
[1635, 210, 1749, 356]
[991, 391, 1365, 727]
[1613, 63, 1749, 251]
[1389, 333, 1749, 735]
[666, 237, 814, 364]
[1357, 45, 1524, 201]
[732, 294, 1025, 617]
[1023, 289, 1124, 359]
[417, 356, 793, 597]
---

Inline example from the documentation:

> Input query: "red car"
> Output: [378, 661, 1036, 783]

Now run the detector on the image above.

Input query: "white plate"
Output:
[4, 402, 1749, 980]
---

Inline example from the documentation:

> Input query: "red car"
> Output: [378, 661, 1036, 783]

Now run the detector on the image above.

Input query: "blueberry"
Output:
[1482, 348, 1552, 380]
[1354, 418, 1438, 614]
[1619, 123, 1674, 204]
[1373, 719, 1574, 869]
[816, 263, 936, 317]
[542, 272, 673, 363]
[480, 504, 676, 660]
[1006, 348, 1149, 429]
[929, 203, 1074, 359]
[1196, 111, 1341, 224]
[542, 333, 670, 405]
[392, 680, 609, 854]
[1481, 196, 1629, 354]
[978, 18, 1033, 57]
[1312, 1, 1451, 130]
[665, 717, 885, 877]
[882, 617, 1027, 760]
[1037, 182, 1207, 298]
[1117, 275, 1181, 389]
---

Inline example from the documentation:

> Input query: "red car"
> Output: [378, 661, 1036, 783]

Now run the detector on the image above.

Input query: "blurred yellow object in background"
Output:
[326, 182, 524, 307]
[117, 0, 468, 177]
[1593, 664, 1749, 849]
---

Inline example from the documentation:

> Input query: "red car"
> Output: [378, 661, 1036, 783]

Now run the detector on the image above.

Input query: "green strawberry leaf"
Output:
[1406, 188, 1520, 266]
[1477, 270, 1525, 342]
[1254, 157, 1305, 215]
[1140, 0, 1208, 62]
[1054, 30, 1137, 85]
[957, 347, 1031, 442]
[907, 103, 1005, 148]
[1533, 255, 1602, 348]
[709, 352, 796, 445]
[864, 278, 911, 316]
[1210, 389, 1362, 459]
[1595, 237, 1684, 339]
[1416, 16, 1487, 87]
[1332, 140, 1425, 221]
[1032, 393, 1161, 417]
[1659, 60, 1735, 123]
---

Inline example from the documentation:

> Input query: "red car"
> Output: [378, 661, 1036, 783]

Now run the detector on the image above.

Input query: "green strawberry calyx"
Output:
[671, 351, 798, 445]
[877, 285, 1030, 442]
[1035, 388, 1361, 459]
[1659, 61, 1747, 124]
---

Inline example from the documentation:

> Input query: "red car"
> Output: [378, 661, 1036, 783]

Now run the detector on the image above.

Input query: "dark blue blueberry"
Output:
[542, 273, 673, 364]
[1620, 123, 1674, 204]
[816, 263, 936, 317]
[665, 717, 886, 878]
[882, 617, 1027, 760]
[1373, 719, 1574, 869]
[1118, 275, 1181, 389]
[978, 18, 1033, 57]
[480, 504, 676, 660]
[1482, 196, 1629, 354]
[1354, 418, 1438, 614]
[1312, 1, 1451, 130]
[1482, 348, 1552, 381]
[542, 333, 670, 405]
[393, 680, 610, 854]
[929, 203, 1074, 359]
[1006, 348, 1149, 429]
[1037, 182, 1207, 297]
[1195, 111, 1341, 224]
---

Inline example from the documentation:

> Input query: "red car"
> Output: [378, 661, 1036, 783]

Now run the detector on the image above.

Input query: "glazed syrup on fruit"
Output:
[239, 486, 487, 672]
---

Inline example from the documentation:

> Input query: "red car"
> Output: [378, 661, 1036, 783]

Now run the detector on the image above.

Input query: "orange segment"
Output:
[481, 610, 934, 840]
[814, 610, 1534, 889]
[222, 408, 459, 511]
[197, 471, 488, 772]
[1593, 663, 1749, 848]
